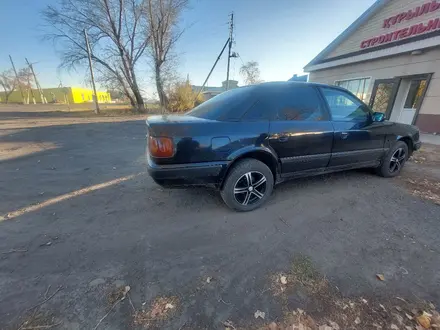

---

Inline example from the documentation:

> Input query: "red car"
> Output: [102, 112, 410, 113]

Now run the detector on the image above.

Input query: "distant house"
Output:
[288, 74, 308, 82]
[191, 80, 239, 101]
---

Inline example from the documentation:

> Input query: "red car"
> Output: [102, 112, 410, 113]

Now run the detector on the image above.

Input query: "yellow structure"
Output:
[0, 87, 111, 104]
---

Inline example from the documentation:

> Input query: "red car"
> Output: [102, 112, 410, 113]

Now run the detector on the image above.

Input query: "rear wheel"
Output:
[376, 141, 408, 178]
[221, 159, 274, 212]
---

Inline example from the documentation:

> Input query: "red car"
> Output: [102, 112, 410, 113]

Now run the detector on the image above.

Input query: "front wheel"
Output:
[221, 159, 274, 212]
[376, 141, 409, 178]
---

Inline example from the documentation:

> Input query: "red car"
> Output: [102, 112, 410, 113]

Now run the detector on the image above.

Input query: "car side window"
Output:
[321, 88, 370, 122]
[241, 100, 271, 121]
[274, 86, 327, 121]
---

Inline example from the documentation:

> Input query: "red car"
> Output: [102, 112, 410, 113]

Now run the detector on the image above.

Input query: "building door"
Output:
[398, 78, 428, 125]
[369, 79, 400, 119]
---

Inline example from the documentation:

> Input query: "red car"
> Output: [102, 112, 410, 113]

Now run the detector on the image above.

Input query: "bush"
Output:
[167, 81, 203, 113]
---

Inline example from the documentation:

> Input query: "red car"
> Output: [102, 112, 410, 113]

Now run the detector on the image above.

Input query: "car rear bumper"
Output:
[147, 156, 229, 187]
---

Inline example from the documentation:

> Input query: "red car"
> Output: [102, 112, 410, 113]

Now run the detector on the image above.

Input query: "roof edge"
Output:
[304, 0, 390, 71]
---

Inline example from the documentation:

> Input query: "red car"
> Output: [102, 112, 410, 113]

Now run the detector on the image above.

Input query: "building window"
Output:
[335, 78, 371, 102]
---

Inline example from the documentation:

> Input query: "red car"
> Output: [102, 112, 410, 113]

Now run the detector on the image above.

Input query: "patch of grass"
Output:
[16, 311, 61, 330]
[264, 255, 440, 330]
[271, 255, 329, 297]
[107, 286, 127, 306]
[400, 144, 440, 206]
[404, 178, 440, 205]
[290, 255, 327, 292]
[133, 296, 178, 328]
[409, 144, 440, 167]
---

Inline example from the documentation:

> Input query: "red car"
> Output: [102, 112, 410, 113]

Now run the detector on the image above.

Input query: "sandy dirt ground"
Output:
[1, 106, 440, 330]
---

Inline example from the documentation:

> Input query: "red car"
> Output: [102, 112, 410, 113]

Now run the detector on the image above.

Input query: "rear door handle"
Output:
[341, 132, 349, 139]
[278, 135, 289, 142]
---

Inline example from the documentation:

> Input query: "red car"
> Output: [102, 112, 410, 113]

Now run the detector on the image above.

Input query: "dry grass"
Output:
[271, 255, 329, 297]
[16, 311, 61, 330]
[257, 306, 440, 330]
[107, 286, 128, 306]
[262, 255, 440, 330]
[399, 143, 440, 206]
[405, 178, 440, 205]
[133, 296, 178, 328]
[0, 102, 159, 113]
[409, 145, 440, 167]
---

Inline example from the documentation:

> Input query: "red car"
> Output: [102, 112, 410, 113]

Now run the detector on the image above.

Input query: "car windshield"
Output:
[186, 86, 256, 121]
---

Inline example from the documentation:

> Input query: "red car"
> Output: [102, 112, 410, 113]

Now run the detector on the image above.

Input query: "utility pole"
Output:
[196, 38, 230, 100]
[84, 29, 100, 114]
[9, 55, 25, 104]
[226, 12, 234, 90]
[58, 79, 71, 111]
[28, 82, 36, 104]
[26, 58, 46, 104]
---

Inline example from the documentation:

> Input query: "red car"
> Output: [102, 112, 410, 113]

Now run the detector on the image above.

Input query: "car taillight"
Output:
[149, 136, 174, 158]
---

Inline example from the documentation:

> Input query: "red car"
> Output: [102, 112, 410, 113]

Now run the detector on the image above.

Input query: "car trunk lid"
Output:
[146, 114, 214, 137]
[146, 114, 220, 165]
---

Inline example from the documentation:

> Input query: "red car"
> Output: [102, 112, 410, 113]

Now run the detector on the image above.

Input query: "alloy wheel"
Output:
[233, 171, 267, 206]
[389, 148, 406, 173]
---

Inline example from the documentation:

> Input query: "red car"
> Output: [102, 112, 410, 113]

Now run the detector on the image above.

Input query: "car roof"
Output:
[217, 81, 351, 102]
[251, 81, 346, 91]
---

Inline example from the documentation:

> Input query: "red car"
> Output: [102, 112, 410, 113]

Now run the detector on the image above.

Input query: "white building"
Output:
[305, 0, 440, 133]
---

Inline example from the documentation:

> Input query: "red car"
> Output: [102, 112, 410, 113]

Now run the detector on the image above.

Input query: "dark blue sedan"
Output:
[146, 82, 421, 211]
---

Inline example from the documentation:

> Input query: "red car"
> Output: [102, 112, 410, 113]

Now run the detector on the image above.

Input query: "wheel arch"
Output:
[397, 135, 414, 156]
[220, 147, 279, 189]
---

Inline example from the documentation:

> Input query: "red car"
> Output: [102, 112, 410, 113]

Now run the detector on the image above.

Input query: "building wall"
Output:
[326, 0, 440, 59]
[309, 46, 440, 132]
[0, 87, 111, 104]
[43, 87, 74, 104]
[70, 87, 111, 104]
[0, 88, 71, 104]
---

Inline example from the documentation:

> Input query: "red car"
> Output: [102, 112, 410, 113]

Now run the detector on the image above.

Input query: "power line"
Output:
[238, 54, 245, 66]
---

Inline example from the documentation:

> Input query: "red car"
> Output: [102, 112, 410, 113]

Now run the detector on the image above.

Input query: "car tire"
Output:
[376, 141, 409, 178]
[221, 158, 274, 212]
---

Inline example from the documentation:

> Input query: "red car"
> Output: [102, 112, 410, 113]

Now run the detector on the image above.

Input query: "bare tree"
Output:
[0, 70, 17, 104]
[240, 61, 263, 85]
[144, 0, 188, 109]
[42, 0, 149, 110]
[94, 66, 136, 105]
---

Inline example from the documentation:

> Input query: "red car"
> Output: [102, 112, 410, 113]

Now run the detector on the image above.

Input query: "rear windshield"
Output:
[186, 86, 256, 121]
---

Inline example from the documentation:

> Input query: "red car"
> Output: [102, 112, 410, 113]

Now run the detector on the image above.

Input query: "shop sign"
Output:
[383, 0, 440, 28]
[360, 1, 440, 49]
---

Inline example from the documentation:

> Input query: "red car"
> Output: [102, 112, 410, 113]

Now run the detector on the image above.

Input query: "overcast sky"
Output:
[0, 0, 376, 97]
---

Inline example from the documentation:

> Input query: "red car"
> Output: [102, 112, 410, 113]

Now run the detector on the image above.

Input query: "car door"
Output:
[319, 86, 388, 168]
[267, 84, 334, 176]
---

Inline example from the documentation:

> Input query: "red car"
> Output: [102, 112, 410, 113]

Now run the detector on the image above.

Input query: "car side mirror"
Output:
[372, 112, 385, 122]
